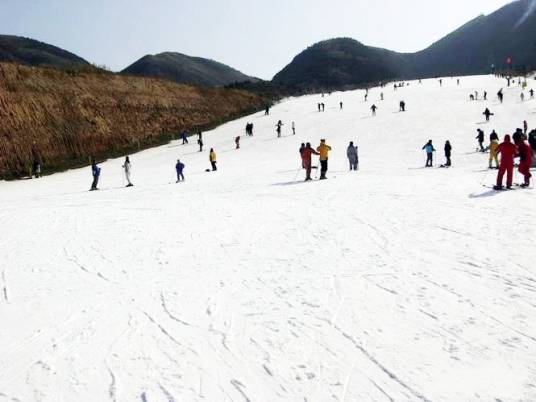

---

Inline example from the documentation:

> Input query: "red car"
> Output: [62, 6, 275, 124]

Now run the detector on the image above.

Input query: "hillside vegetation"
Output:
[0, 63, 265, 178]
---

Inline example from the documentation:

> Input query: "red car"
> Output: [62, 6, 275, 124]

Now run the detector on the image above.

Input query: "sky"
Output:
[0, 0, 512, 79]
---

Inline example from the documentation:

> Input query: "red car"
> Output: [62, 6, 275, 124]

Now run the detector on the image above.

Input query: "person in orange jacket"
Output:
[209, 148, 217, 171]
[301, 143, 319, 181]
[494, 135, 516, 190]
[316, 139, 332, 180]
[515, 136, 533, 187]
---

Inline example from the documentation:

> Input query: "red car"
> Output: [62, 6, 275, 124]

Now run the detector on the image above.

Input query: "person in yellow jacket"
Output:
[316, 139, 332, 180]
[209, 148, 217, 171]
[489, 139, 499, 169]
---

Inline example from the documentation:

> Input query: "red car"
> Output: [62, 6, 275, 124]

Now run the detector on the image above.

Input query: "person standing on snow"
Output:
[209, 148, 217, 171]
[316, 139, 332, 180]
[181, 131, 189, 144]
[276, 120, 283, 138]
[444, 141, 452, 167]
[380, 93, 384, 101]
[299, 143, 306, 168]
[399, 101, 406, 112]
[32, 160, 41, 178]
[422, 140, 436, 167]
[483, 108, 494, 122]
[175, 159, 185, 182]
[530, 89, 534, 99]
[122, 156, 133, 187]
[523, 120, 528, 135]
[347, 142, 359, 171]
[489, 136, 500, 169]
[490, 130, 499, 142]
[198, 137, 203, 152]
[340, 102, 343, 110]
[292, 122, 296, 135]
[301, 142, 319, 181]
[476, 129, 485, 152]
[235, 136, 240, 149]
[515, 136, 533, 187]
[90, 159, 101, 191]
[494, 135, 516, 190]
[483, 91, 487, 100]
[497, 89, 504, 103]
[371, 104, 378, 116]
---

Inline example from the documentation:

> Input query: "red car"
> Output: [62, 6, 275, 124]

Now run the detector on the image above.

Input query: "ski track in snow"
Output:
[1, 75, 536, 401]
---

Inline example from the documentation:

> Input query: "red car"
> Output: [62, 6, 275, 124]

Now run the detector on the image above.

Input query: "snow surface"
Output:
[1, 75, 536, 402]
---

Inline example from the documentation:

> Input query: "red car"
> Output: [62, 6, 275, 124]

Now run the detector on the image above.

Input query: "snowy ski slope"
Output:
[1, 75, 536, 401]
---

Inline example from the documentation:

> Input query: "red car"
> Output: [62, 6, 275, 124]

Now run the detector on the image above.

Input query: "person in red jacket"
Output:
[494, 134, 517, 190]
[515, 137, 533, 187]
[301, 142, 319, 181]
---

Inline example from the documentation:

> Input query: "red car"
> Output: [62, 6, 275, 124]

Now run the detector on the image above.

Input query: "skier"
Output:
[475, 91, 479, 100]
[523, 120, 528, 135]
[521, 93, 525, 102]
[476, 129, 485, 152]
[340, 102, 343, 110]
[299, 143, 305, 168]
[439, 79, 443, 87]
[318, 103, 321, 112]
[489, 136, 500, 169]
[32, 159, 41, 178]
[457, 79, 460, 85]
[276, 120, 283, 138]
[180, 131, 189, 144]
[347, 141, 358, 171]
[497, 89, 504, 103]
[198, 131, 203, 141]
[530, 89, 534, 98]
[209, 148, 217, 171]
[490, 130, 499, 142]
[483, 91, 487, 100]
[494, 135, 516, 190]
[316, 139, 332, 180]
[265, 106, 270, 115]
[513, 128, 524, 144]
[292, 121, 296, 135]
[90, 159, 101, 191]
[380, 93, 384, 101]
[198, 137, 203, 152]
[175, 159, 185, 182]
[364, 93, 368, 102]
[422, 140, 436, 167]
[444, 140, 452, 167]
[122, 156, 133, 187]
[483, 108, 493, 122]
[399, 101, 406, 112]
[321, 103, 325, 112]
[529, 130, 536, 151]
[235, 136, 240, 149]
[371, 104, 378, 116]
[515, 136, 533, 187]
[301, 143, 319, 181]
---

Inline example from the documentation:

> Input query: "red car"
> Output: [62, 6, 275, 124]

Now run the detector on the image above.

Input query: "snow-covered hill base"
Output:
[1, 75, 536, 401]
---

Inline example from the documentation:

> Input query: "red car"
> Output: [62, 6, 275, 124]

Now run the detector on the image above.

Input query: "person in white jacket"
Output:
[123, 156, 133, 187]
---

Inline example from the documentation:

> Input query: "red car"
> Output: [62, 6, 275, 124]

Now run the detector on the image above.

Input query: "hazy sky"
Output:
[0, 0, 512, 79]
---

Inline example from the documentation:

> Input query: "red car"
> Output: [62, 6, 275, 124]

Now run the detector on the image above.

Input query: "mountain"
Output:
[122, 52, 256, 87]
[408, 0, 536, 77]
[273, 0, 536, 89]
[0, 35, 89, 68]
[272, 38, 409, 90]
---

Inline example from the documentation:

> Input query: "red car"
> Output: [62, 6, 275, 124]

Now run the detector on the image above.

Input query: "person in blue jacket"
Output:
[181, 131, 189, 144]
[175, 159, 185, 182]
[90, 159, 101, 191]
[422, 140, 436, 167]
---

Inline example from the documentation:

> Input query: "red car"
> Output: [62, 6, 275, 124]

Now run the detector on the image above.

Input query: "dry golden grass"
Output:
[0, 63, 265, 178]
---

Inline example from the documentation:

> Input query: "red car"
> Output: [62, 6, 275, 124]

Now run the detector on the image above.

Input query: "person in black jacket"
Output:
[444, 141, 452, 166]
[476, 129, 485, 152]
